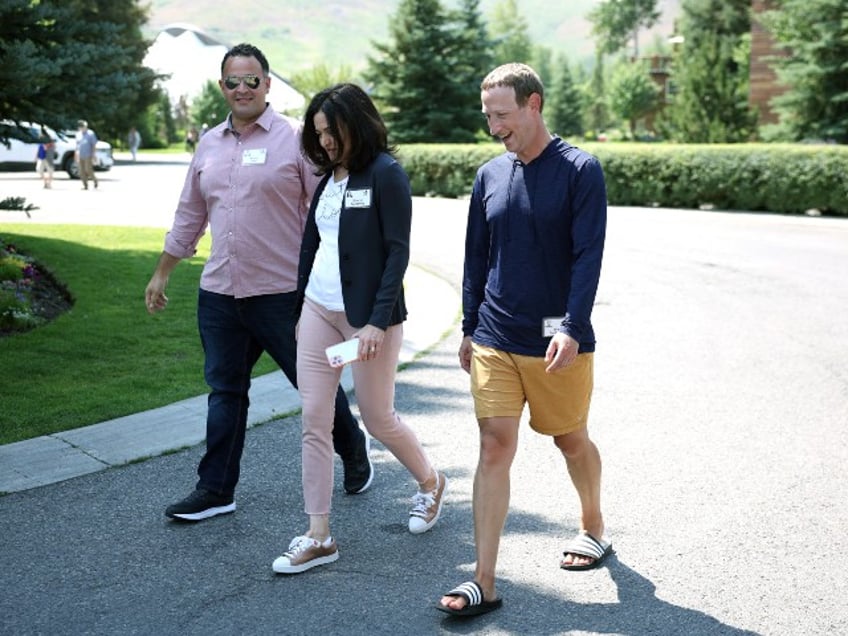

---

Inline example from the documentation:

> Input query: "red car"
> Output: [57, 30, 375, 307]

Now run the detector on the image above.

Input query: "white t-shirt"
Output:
[305, 176, 348, 311]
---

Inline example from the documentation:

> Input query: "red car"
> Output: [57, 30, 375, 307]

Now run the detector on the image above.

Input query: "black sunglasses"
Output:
[223, 74, 262, 90]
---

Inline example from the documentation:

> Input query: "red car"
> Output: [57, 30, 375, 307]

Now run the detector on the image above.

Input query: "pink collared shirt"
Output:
[163, 105, 321, 298]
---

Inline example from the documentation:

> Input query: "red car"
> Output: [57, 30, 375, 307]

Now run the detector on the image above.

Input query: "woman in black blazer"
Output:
[272, 84, 448, 575]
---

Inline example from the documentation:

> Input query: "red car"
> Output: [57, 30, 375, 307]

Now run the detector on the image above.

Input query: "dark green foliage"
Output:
[588, 144, 848, 215]
[0, 197, 37, 216]
[0, 0, 161, 145]
[137, 90, 178, 149]
[398, 143, 503, 197]
[447, 0, 494, 140]
[398, 143, 848, 216]
[546, 55, 585, 139]
[659, 0, 756, 142]
[762, 0, 848, 143]
[585, 54, 611, 134]
[366, 0, 488, 143]
[595, 144, 848, 215]
[609, 62, 660, 137]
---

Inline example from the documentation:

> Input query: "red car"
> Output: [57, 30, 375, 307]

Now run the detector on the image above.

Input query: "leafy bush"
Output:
[398, 143, 502, 198]
[397, 142, 848, 216]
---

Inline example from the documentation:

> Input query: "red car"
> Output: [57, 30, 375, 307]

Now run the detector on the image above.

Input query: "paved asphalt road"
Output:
[1, 154, 847, 635]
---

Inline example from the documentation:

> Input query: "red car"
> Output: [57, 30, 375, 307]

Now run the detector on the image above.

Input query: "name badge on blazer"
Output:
[345, 188, 372, 208]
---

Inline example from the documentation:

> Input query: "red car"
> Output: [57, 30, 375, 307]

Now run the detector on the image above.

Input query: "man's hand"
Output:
[144, 252, 181, 315]
[544, 332, 578, 373]
[144, 275, 169, 314]
[458, 336, 473, 374]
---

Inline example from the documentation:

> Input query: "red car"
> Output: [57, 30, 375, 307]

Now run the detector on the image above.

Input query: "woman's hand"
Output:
[356, 325, 385, 361]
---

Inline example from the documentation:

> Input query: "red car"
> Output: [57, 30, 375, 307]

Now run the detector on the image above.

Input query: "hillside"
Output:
[146, 0, 681, 78]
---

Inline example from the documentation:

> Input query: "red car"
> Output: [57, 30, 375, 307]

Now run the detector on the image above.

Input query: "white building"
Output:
[143, 24, 305, 114]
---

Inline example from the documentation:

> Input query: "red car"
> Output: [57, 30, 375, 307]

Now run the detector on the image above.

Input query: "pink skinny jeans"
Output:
[296, 298, 433, 515]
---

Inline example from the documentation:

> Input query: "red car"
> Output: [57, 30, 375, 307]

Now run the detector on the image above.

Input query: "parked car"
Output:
[0, 121, 113, 178]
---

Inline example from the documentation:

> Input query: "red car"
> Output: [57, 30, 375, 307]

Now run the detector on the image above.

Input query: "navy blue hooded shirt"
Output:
[462, 137, 607, 356]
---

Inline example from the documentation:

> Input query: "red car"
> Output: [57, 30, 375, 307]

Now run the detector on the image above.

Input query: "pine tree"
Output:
[365, 0, 480, 143]
[0, 0, 160, 143]
[660, 0, 756, 142]
[447, 0, 494, 140]
[585, 54, 611, 135]
[546, 55, 585, 139]
[763, 0, 848, 142]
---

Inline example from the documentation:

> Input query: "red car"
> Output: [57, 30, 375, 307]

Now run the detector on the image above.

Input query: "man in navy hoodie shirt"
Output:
[438, 63, 609, 617]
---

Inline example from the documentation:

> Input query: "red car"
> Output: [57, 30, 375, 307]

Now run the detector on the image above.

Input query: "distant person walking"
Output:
[35, 139, 55, 189]
[75, 120, 98, 190]
[127, 127, 141, 161]
[185, 126, 198, 154]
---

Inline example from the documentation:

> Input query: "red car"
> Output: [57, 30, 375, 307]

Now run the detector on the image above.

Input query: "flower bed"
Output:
[0, 238, 73, 335]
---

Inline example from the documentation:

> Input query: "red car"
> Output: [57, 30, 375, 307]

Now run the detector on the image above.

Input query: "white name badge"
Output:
[242, 148, 267, 165]
[542, 316, 565, 337]
[345, 188, 372, 208]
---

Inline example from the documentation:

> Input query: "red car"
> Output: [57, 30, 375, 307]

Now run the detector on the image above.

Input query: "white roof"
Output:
[143, 24, 305, 113]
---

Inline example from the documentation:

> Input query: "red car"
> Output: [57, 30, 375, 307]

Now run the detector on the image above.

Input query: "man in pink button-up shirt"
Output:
[144, 43, 373, 523]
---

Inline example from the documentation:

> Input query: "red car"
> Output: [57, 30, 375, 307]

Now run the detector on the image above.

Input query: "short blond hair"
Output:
[481, 63, 545, 112]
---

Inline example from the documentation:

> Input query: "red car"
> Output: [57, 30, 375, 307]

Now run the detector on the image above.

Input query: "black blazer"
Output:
[295, 152, 410, 330]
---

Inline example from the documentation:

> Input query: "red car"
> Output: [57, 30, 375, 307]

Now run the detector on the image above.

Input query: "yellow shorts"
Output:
[470, 342, 593, 436]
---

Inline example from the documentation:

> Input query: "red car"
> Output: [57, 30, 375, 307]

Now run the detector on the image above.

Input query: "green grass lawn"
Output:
[0, 224, 278, 445]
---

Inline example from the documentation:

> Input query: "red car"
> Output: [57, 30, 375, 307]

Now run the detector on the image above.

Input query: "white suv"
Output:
[0, 121, 114, 178]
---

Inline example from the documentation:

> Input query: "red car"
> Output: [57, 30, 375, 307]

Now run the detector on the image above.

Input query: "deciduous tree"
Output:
[489, 0, 532, 65]
[609, 61, 660, 137]
[189, 81, 229, 133]
[588, 0, 661, 57]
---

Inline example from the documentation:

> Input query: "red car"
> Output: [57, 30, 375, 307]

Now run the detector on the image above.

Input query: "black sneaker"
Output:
[343, 434, 374, 494]
[165, 489, 235, 522]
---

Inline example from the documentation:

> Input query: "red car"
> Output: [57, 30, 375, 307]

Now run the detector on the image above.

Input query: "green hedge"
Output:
[397, 142, 848, 216]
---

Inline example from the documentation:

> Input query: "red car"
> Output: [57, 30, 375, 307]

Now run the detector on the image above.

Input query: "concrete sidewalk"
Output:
[0, 264, 459, 494]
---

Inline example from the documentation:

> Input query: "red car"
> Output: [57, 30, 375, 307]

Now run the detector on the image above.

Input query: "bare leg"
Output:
[440, 416, 519, 611]
[554, 427, 604, 567]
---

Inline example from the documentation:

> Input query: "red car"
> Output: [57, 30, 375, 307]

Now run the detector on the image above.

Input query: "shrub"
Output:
[397, 142, 848, 216]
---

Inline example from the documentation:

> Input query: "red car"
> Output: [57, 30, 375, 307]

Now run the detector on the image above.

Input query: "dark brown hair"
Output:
[301, 83, 394, 174]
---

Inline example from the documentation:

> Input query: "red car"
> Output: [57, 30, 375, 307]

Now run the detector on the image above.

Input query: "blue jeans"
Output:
[195, 289, 362, 496]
